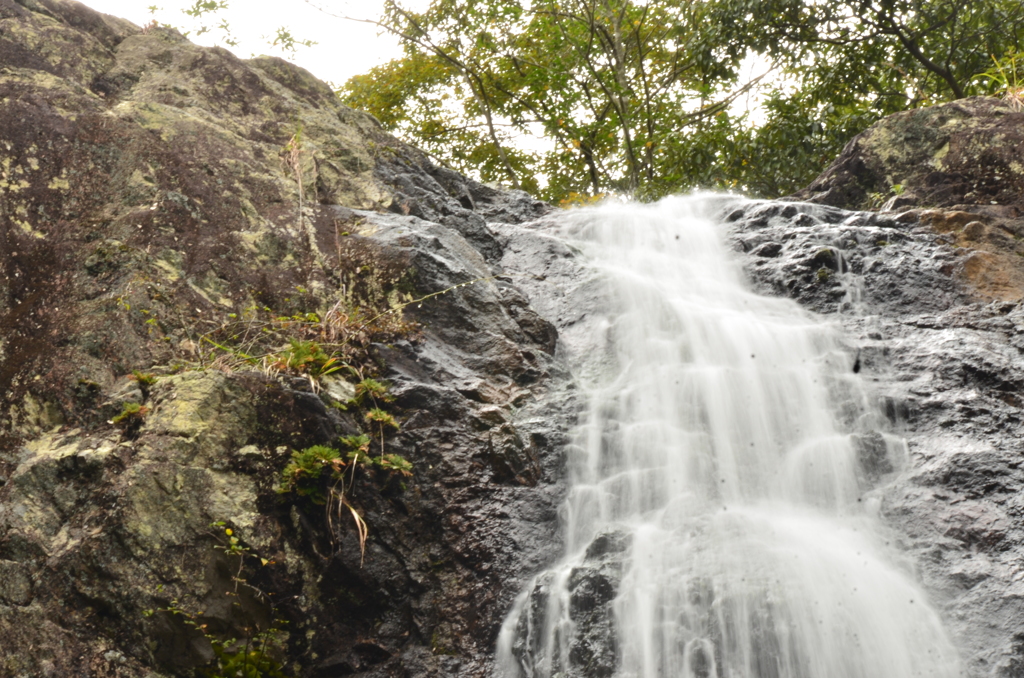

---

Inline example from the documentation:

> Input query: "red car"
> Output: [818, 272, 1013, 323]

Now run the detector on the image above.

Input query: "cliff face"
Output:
[0, 1, 568, 676]
[792, 97, 1024, 302]
[793, 97, 1024, 218]
[4, 1, 1024, 676]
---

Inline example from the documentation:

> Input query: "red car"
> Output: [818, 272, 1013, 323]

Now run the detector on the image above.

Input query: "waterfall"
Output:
[497, 197, 961, 678]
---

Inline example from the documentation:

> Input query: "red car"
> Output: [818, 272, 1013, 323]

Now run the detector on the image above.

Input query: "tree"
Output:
[159, 0, 1023, 200]
[724, 0, 1024, 196]
[336, 0, 1023, 202]
[339, 0, 772, 200]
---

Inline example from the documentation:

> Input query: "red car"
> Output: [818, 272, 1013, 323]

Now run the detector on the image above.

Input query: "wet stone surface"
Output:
[724, 199, 1024, 678]
[504, 197, 1024, 678]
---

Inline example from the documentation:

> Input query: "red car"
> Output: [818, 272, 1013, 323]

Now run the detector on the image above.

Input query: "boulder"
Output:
[793, 97, 1024, 217]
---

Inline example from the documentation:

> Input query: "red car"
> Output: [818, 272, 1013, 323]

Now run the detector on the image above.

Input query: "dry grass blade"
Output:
[355, 275, 497, 332]
[326, 482, 369, 567]
[347, 503, 369, 567]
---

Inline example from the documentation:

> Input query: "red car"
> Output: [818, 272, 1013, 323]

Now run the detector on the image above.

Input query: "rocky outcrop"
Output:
[793, 97, 1024, 218]
[790, 97, 1024, 302]
[5, 2, 1024, 677]
[1, 1, 566, 676]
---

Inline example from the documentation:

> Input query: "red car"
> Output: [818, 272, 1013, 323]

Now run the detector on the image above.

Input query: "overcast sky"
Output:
[83, 0, 406, 86]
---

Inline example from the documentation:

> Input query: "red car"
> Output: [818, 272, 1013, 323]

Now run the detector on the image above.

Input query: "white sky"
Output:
[83, 0, 407, 86]
[84, 1, 775, 113]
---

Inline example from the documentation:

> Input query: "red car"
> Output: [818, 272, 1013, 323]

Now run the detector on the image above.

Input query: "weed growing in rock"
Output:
[354, 378, 391, 405]
[979, 51, 1024, 110]
[365, 407, 399, 446]
[377, 452, 413, 475]
[129, 370, 157, 398]
[111, 402, 148, 437]
[279, 438, 411, 563]
[202, 634, 289, 678]
[277, 379, 411, 564]
[867, 183, 906, 210]
[278, 444, 345, 504]
[197, 277, 493, 389]
[197, 298, 410, 385]
[281, 126, 315, 228]
[144, 523, 290, 678]
[268, 339, 343, 378]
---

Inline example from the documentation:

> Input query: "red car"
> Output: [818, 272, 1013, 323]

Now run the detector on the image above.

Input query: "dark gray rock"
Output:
[723, 198, 1024, 678]
[509, 531, 630, 678]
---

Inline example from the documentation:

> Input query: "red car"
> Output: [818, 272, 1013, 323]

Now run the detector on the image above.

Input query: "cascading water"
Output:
[497, 197, 961, 678]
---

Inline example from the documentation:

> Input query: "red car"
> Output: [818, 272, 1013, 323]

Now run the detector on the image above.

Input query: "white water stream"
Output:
[497, 198, 961, 678]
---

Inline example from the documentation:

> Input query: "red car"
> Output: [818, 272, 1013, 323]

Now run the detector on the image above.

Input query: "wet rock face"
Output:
[0, 2, 566, 677]
[724, 199, 1024, 678]
[790, 97, 1024, 300]
[725, 201, 970, 316]
[506, 194, 1024, 678]
[509, 531, 629, 678]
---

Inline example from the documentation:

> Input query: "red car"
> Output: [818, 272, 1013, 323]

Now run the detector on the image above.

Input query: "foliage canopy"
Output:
[336, 0, 1023, 202]
[172, 0, 1024, 201]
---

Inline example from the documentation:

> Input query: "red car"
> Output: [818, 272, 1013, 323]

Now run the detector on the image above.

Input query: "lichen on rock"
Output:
[0, 1, 565, 676]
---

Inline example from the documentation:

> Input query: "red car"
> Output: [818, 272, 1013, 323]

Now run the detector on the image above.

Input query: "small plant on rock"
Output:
[979, 50, 1024, 110]
[111, 401, 149, 437]
[365, 407, 399, 454]
[278, 445, 345, 504]
[129, 370, 158, 399]
[354, 378, 392, 405]
[130, 370, 157, 388]
[269, 338, 344, 378]
[144, 523, 290, 678]
[195, 273, 492, 396]
[378, 453, 413, 475]
[202, 631, 290, 678]
[277, 378, 412, 565]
